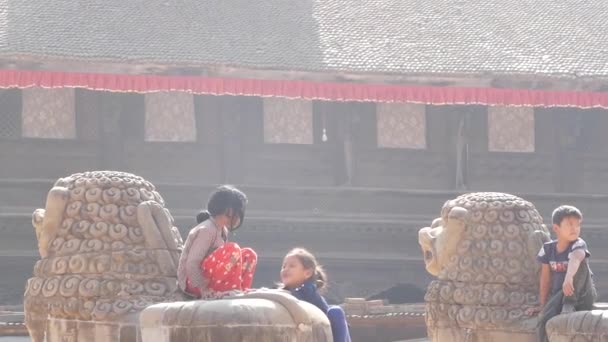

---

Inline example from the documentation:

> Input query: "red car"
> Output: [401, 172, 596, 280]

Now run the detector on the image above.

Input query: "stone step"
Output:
[592, 302, 608, 310]
[6, 178, 608, 223]
[0, 314, 22, 323]
[0, 178, 451, 218]
[0, 205, 432, 224]
[0, 213, 422, 258]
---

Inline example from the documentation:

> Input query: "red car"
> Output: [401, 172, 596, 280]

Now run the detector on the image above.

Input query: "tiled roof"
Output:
[1, 0, 608, 77]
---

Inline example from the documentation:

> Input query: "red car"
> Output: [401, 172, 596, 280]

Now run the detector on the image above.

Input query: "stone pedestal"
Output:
[546, 307, 608, 342]
[427, 328, 536, 342]
[45, 316, 139, 342]
[139, 291, 332, 342]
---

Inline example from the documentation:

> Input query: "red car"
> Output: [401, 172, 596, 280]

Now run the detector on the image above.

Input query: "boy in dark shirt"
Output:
[529, 205, 596, 342]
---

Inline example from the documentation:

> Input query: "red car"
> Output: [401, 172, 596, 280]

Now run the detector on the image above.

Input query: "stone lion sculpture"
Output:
[24, 171, 185, 342]
[418, 192, 550, 342]
[140, 289, 332, 341]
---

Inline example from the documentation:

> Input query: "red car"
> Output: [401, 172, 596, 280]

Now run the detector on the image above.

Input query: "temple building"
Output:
[2, 0, 608, 313]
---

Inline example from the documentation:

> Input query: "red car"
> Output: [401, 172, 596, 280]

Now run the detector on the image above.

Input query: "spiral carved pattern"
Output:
[85, 188, 102, 204]
[119, 205, 138, 227]
[51, 257, 70, 275]
[40, 172, 170, 256]
[121, 188, 141, 204]
[423, 192, 550, 334]
[60, 239, 82, 255]
[25, 277, 44, 297]
[41, 277, 60, 298]
[109, 224, 129, 240]
[59, 276, 81, 297]
[25, 171, 185, 328]
[102, 188, 121, 204]
[73, 221, 91, 239]
[40, 296, 167, 321]
[78, 278, 101, 297]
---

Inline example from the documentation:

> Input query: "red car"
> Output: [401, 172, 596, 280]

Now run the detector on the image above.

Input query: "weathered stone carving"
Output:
[139, 289, 332, 342]
[418, 192, 550, 342]
[24, 171, 185, 342]
[545, 309, 608, 342]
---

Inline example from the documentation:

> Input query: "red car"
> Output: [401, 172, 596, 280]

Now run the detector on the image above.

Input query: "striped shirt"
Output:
[177, 219, 226, 293]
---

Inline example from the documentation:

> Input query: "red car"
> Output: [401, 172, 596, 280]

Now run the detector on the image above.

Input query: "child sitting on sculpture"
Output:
[177, 185, 257, 298]
[529, 205, 597, 342]
[279, 248, 352, 342]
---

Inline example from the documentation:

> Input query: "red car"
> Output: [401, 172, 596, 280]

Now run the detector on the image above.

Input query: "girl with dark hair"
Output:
[280, 248, 351, 342]
[177, 185, 257, 298]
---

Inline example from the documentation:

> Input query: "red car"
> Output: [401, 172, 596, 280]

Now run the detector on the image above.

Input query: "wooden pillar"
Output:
[349, 102, 376, 186]
[194, 95, 222, 146]
[0, 89, 22, 140]
[426, 106, 453, 188]
[533, 108, 560, 192]
[218, 96, 244, 184]
[462, 106, 488, 190]
[315, 101, 353, 186]
[96, 92, 145, 172]
[426, 105, 486, 191]
[427, 105, 470, 190]
[341, 109, 355, 186]
[97, 92, 125, 171]
[554, 109, 583, 193]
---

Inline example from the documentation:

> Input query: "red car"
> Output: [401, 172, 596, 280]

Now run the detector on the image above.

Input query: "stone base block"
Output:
[547, 310, 608, 342]
[45, 315, 140, 342]
[140, 290, 332, 342]
[428, 327, 536, 342]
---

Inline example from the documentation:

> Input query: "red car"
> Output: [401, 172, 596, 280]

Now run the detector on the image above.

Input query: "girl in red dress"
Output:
[177, 185, 257, 298]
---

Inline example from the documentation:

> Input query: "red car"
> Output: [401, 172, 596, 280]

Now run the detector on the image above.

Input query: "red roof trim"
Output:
[0, 69, 607, 108]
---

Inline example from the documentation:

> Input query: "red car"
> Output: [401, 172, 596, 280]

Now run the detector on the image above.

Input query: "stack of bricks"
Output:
[0, 309, 27, 336]
[342, 298, 428, 341]
[342, 298, 426, 325]
[343, 298, 385, 316]
[343, 298, 426, 317]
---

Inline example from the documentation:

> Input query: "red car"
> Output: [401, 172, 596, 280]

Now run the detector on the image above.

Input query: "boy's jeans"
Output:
[537, 259, 597, 342]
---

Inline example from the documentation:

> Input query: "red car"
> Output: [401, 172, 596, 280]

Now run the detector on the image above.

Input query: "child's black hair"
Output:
[552, 205, 583, 225]
[196, 185, 247, 230]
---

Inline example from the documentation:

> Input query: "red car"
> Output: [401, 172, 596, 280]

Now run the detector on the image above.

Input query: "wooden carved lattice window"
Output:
[144, 92, 196, 142]
[488, 106, 535, 152]
[263, 98, 313, 144]
[376, 103, 426, 149]
[22, 88, 76, 139]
